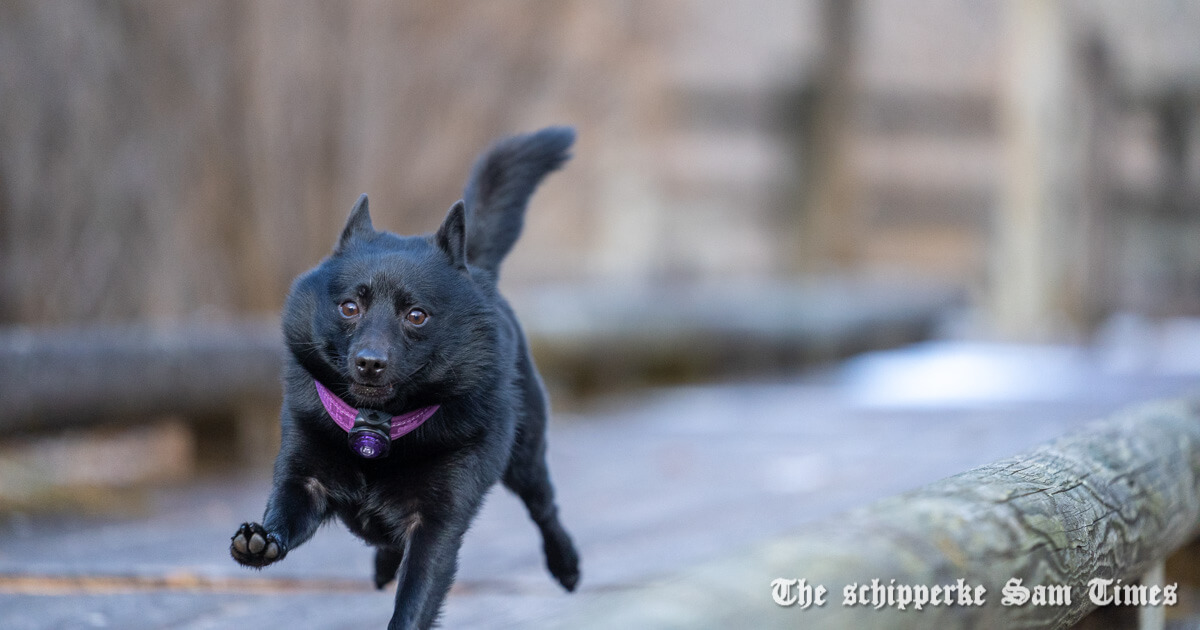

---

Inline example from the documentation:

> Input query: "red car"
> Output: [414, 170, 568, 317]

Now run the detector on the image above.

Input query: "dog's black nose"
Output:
[354, 350, 388, 379]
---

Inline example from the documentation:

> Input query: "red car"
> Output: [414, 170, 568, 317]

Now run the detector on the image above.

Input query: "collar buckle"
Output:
[349, 408, 392, 459]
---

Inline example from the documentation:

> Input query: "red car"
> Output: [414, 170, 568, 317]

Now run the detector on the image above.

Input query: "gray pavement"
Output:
[0, 341, 1197, 629]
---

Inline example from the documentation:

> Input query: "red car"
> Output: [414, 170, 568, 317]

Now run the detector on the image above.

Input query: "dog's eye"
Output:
[339, 300, 360, 319]
[405, 308, 428, 326]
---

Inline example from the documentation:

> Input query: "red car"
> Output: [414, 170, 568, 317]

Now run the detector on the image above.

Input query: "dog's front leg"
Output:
[231, 474, 328, 567]
[231, 438, 330, 568]
[387, 514, 473, 630]
[388, 452, 501, 630]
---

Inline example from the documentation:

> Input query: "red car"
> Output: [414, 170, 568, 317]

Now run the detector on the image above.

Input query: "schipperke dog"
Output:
[230, 127, 580, 629]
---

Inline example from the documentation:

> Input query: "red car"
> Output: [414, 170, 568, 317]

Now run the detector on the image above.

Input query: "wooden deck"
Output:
[0, 342, 1196, 629]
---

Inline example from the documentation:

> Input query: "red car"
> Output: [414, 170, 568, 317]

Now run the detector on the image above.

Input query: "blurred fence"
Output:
[2, 1, 1200, 340]
[0, 1, 676, 325]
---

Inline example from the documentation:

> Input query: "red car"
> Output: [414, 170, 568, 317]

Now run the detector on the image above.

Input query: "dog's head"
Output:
[283, 127, 573, 413]
[284, 194, 498, 410]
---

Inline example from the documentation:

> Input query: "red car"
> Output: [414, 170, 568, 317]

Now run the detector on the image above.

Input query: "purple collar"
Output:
[314, 379, 440, 442]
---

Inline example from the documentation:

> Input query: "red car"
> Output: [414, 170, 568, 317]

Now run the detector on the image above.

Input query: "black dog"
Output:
[231, 127, 580, 629]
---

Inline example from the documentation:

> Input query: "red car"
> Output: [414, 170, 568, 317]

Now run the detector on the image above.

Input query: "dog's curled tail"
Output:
[462, 126, 575, 275]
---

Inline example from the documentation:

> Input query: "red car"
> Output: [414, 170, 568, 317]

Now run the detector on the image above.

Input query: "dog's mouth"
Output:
[344, 361, 429, 404]
[348, 381, 395, 401]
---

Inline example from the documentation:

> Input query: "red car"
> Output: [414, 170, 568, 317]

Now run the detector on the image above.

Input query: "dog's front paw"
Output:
[230, 522, 285, 568]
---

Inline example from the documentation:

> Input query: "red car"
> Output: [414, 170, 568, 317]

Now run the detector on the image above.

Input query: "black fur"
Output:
[464, 126, 574, 275]
[230, 127, 580, 630]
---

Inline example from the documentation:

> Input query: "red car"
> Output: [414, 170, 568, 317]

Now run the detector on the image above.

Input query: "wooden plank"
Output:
[993, 0, 1073, 340]
[794, 0, 862, 271]
[553, 399, 1200, 629]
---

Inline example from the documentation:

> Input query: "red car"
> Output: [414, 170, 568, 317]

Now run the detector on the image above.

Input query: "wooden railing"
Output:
[555, 399, 1200, 630]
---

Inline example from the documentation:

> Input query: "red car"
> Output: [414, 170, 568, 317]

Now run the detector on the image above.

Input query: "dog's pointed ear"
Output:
[336, 194, 375, 253]
[435, 200, 468, 271]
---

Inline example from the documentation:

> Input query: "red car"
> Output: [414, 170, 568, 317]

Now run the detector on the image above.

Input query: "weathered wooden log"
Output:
[0, 281, 958, 432]
[514, 279, 958, 395]
[0, 321, 283, 433]
[557, 399, 1200, 630]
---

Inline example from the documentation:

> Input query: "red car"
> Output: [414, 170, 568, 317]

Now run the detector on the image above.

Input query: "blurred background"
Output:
[2, 1, 1200, 627]
[3, 0, 1200, 330]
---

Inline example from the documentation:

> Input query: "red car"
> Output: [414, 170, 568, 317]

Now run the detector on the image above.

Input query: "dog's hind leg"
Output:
[504, 450, 580, 592]
[503, 355, 581, 592]
[374, 547, 404, 590]
[504, 435, 581, 593]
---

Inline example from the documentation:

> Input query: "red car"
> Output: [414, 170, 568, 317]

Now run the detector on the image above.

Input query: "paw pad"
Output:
[230, 522, 283, 567]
